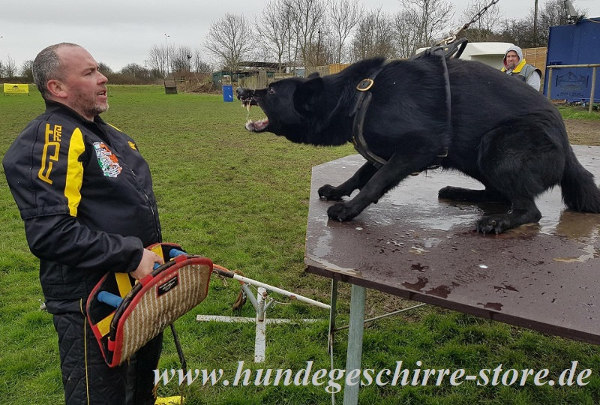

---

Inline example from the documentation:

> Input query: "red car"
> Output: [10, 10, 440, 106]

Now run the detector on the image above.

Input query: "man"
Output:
[3, 43, 164, 404]
[501, 45, 542, 91]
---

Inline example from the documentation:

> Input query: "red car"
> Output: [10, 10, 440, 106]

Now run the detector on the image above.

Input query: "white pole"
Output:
[213, 266, 331, 310]
[255, 288, 267, 363]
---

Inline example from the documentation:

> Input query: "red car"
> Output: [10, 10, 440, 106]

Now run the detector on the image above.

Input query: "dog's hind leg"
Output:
[438, 185, 508, 203]
[477, 197, 542, 234]
[473, 124, 564, 233]
[318, 161, 379, 201]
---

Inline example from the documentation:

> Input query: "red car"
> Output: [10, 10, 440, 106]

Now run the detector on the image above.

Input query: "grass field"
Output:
[1, 85, 600, 404]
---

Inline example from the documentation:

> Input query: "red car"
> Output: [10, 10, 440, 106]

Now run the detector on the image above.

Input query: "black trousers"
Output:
[52, 311, 163, 405]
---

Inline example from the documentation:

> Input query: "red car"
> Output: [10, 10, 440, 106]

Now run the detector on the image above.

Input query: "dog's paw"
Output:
[327, 202, 357, 222]
[318, 184, 344, 201]
[477, 215, 510, 234]
[438, 186, 458, 200]
[438, 186, 477, 201]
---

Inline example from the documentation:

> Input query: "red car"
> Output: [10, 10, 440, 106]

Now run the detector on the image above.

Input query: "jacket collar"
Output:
[44, 99, 106, 126]
[501, 58, 527, 74]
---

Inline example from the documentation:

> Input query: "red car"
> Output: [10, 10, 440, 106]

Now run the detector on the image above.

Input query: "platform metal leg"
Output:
[343, 284, 366, 405]
[328, 279, 338, 354]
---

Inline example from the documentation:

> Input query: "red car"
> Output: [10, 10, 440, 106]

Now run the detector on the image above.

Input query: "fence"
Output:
[546, 63, 599, 113]
[523, 47, 547, 76]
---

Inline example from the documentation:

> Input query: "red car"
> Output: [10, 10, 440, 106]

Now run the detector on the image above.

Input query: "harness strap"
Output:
[350, 39, 466, 170]
[351, 95, 385, 169]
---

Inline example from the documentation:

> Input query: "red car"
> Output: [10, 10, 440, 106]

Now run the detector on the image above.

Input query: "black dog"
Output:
[237, 56, 600, 233]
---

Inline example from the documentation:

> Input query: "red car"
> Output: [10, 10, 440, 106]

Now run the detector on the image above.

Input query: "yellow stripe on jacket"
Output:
[64, 128, 85, 216]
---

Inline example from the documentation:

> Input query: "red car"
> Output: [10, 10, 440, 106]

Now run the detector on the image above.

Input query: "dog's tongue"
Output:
[245, 118, 269, 132]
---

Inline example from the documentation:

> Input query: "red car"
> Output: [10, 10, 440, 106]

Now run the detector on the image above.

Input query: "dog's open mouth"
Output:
[245, 117, 269, 132]
[241, 101, 269, 133]
[237, 88, 269, 133]
[242, 101, 269, 132]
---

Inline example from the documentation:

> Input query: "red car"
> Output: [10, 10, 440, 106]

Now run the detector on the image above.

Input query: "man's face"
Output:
[52, 46, 109, 121]
[505, 51, 520, 70]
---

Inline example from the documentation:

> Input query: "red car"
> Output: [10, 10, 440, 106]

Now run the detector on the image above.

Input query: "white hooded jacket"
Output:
[502, 45, 542, 91]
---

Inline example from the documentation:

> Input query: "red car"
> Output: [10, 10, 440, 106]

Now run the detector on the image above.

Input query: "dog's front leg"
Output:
[326, 153, 416, 221]
[318, 161, 379, 201]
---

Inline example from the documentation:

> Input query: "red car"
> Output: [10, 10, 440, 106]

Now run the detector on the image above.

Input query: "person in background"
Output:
[2, 43, 164, 404]
[502, 45, 542, 91]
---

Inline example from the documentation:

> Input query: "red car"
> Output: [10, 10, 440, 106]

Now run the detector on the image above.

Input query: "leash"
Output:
[439, 0, 500, 46]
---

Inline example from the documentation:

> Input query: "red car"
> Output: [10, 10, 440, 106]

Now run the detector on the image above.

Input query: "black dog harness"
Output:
[349, 39, 468, 171]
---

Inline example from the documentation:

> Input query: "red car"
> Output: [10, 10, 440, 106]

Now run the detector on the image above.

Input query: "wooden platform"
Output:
[305, 145, 600, 344]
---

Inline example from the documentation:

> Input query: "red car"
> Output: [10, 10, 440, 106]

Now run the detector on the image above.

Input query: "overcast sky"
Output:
[1, 0, 599, 72]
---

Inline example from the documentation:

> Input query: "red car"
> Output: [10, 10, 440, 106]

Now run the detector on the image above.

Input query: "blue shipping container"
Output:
[544, 18, 600, 102]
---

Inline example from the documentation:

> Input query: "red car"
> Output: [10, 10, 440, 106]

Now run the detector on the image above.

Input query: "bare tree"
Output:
[401, 0, 454, 50]
[498, 0, 582, 48]
[395, 10, 422, 58]
[170, 46, 193, 73]
[205, 13, 254, 71]
[352, 9, 396, 61]
[460, 0, 500, 41]
[499, 18, 534, 47]
[21, 60, 34, 81]
[146, 44, 171, 77]
[328, 0, 362, 63]
[120, 63, 150, 79]
[258, 0, 294, 72]
[98, 62, 113, 75]
[537, 0, 578, 43]
[3, 56, 17, 78]
[304, 30, 334, 67]
[191, 49, 212, 74]
[290, 0, 328, 69]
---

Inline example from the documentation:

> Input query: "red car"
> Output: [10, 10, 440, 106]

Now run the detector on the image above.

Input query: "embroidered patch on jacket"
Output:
[128, 141, 137, 150]
[93, 142, 122, 177]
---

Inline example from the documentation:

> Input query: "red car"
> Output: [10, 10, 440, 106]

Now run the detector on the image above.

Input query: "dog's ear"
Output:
[293, 77, 324, 115]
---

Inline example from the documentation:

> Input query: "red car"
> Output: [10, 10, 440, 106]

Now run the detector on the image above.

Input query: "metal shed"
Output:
[544, 18, 600, 102]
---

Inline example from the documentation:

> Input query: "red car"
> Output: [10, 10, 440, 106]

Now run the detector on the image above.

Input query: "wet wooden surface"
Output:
[305, 145, 600, 344]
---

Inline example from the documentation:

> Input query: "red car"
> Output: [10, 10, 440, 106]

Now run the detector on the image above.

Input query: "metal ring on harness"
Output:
[357, 78, 375, 92]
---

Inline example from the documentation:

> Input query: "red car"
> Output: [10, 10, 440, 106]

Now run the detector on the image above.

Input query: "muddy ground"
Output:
[565, 119, 600, 145]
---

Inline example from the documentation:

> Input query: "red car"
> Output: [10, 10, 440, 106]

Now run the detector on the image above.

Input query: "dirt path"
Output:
[564, 119, 600, 145]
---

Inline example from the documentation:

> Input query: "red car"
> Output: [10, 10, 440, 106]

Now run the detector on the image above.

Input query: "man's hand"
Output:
[130, 249, 164, 280]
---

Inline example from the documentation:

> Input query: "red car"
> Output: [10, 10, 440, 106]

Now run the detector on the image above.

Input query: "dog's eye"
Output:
[267, 87, 275, 95]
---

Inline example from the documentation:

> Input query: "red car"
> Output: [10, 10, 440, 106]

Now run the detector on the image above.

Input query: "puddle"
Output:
[479, 302, 503, 311]
[402, 277, 429, 291]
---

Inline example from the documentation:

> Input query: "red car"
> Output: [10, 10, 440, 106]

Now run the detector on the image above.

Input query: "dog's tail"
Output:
[561, 147, 600, 212]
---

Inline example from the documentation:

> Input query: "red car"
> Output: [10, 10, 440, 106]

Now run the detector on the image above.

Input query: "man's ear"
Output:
[293, 77, 324, 115]
[46, 79, 67, 99]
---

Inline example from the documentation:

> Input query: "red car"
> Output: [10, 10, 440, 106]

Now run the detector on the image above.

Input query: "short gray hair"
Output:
[32, 43, 80, 99]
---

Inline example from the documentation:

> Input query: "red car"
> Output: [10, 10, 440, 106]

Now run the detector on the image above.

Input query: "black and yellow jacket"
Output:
[3, 101, 161, 307]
